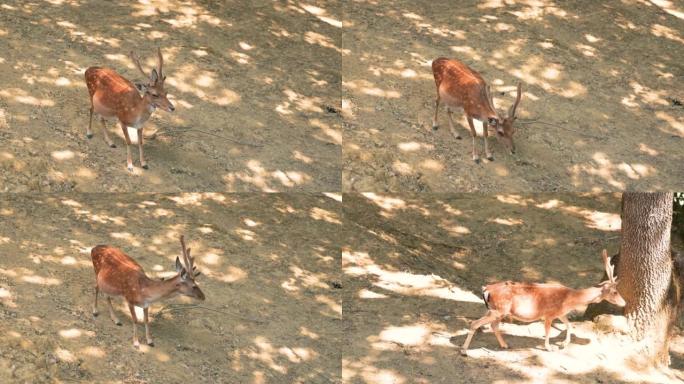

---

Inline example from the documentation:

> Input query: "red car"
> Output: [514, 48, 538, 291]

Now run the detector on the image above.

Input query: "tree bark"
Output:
[619, 192, 675, 367]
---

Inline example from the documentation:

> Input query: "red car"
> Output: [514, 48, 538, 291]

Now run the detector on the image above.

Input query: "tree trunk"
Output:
[619, 192, 675, 367]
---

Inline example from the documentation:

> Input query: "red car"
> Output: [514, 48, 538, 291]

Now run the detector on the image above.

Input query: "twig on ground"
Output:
[155, 303, 265, 324]
[518, 119, 604, 140]
[154, 127, 263, 147]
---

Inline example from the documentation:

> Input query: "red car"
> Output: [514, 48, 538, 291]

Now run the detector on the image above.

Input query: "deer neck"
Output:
[564, 286, 603, 311]
[140, 274, 181, 306]
[129, 93, 155, 126]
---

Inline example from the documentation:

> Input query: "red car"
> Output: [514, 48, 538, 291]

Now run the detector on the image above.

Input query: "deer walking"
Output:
[431, 57, 521, 163]
[460, 250, 625, 355]
[85, 47, 175, 171]
[91, 235, 205, 348]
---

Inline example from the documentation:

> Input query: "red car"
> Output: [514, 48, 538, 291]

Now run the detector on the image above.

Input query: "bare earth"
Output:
[342, 193, 684, 383]
[0, 193, 342, 383]
[343, 0, 684, 192]
[0, 0, 342, 192]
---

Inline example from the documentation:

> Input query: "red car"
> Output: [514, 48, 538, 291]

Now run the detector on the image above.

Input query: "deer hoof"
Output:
[487, 155, 494, 161]
[92, 312, 99, 317]
[460, 349, 468, 356]
[432, 123, 438, 131]
[115, 321, 122, 326]
[473, 157, 481, 164]
[86, 133, 93, 139]
[127, 165, 134, 172]
[109, 143, 116, 148]
[133, 341, 140, 349]
[147, 341, 155, 347]
[141, 164, 149, 170]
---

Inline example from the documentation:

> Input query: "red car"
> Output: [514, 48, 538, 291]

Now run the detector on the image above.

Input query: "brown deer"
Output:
[460, 250, 625, 355]
[432, 57, 522, 163]
[85, 47, 175, 171]
[91, 235, 205, 348]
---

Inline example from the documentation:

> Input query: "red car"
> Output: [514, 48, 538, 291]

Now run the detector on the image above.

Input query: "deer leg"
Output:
[120, 122, 134, 171]
[143, 307, 154, 346]
[128, 303, 140, 348]
[466, 117, 480, 163]
[559, 316, 572, 348]
[491, 320, 509, 349]
[543, 318, 555, 351]
[461, 310, 502, 355]
[432, 96, 440, 130]
[483, 122, 493, 161]
[92, 285, 99, 317]
[106, 296, 122, 326]
[137, 128, 148, 169]
[446, 108, 462, 140]
[87, 105, 94, 139]
[100, 118, 115, 148]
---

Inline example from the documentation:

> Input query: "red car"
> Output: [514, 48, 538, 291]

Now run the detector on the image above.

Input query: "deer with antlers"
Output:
[91, 235, 204, 348]
[432, 57, 522, 163]
[460, 250, 626, 355]
[84, 47, 174, 170]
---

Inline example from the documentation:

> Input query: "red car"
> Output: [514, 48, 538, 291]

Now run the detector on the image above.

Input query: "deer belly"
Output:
[510, 298, 542, 322]
[92, 95, 117, 118]
[97, 279, 125, 297]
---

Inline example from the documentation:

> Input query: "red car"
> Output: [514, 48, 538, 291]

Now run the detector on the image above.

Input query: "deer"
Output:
[84, 47, 175, 171]
[460, 249, 626, 355]
[90, 235, 205, 348]
[431, 57, 522, 163]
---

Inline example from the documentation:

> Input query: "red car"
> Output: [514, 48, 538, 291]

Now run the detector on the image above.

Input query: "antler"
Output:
[179, 235, 195, 276]
[507, 82, 522, 119]
[602, 249, 616, 282]
[129, 51, 149, 80]
[157, 47, 164, 82]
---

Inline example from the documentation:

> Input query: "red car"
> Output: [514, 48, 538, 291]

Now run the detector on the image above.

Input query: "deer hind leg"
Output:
[491, 320, 508, 349]
[106, 296, 122, 326]
[446, 108, 462, 140]
[100, 118, 115, 148]
[143, 307, 154, 346]
[466, 117, 480, 163]
[461, 309, 503, 355]
[120, 122, 134, 171]
[137, 128, 147, 169]
[92, 285, 99, 317]
[432, 96, 440, 130]
[483, 122, 493, 161]
[128, 303, 140, 348]
[87, 105, 94, 139]
[559, 316, 572, 348]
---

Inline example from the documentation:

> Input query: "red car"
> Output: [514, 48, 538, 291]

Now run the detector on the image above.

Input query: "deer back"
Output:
[91, 245, 148, 300]
[85, 67, 143, 120]
[432, 57, 497, 121]
[484, 281, 573, 320]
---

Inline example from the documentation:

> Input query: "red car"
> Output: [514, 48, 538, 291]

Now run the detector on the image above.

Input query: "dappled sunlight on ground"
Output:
[343, 192, 684, 383]
[342, 0, 683, 192]
[0, 193, 341, 382]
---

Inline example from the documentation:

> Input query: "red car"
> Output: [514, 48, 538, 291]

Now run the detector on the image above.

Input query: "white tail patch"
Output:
[473, 119, 485, 136]
[126, 127, 141, 144]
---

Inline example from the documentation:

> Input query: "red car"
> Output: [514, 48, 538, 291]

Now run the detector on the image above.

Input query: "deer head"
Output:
[174, 235, 206, 301]
[486, 83, 522, 154]
[130, 47, 175, 112]
[598, 249, 626, 307]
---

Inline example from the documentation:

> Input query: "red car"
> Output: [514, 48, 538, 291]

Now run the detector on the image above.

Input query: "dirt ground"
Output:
[342, 193, 684, 383]
[0, 0, 341, 192]
[0, 193, 342, 383]
[342, 0, 684, 192]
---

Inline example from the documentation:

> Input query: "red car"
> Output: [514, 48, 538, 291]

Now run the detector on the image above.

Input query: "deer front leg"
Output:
[100, 118, 115, 148]
[120, 122, 134, 171]
[143, 307, 154, 346]
[461, 310, 501, 355]
[106, 296, 122, 326]
[559, 316, 571, 348]
[128, 303, 140, 348]
[137, 128, 148, 169]
[466, 117, 479, 163]
[446, 108, 462, 140]
[483, 122, 493, 161]
[92, 285, 99, 317]
[543, 318, 556, 351]
[491, 320, 508, 349]
[432, 96, 440, 130]
[87, 105, 94, 139]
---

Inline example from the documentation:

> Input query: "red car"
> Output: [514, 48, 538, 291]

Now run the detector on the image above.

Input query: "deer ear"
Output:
[175, 256, 183, 272]
[135, 83, 147, 92]
[194, 271, 201, 277]
[150, 69, 159, 84]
